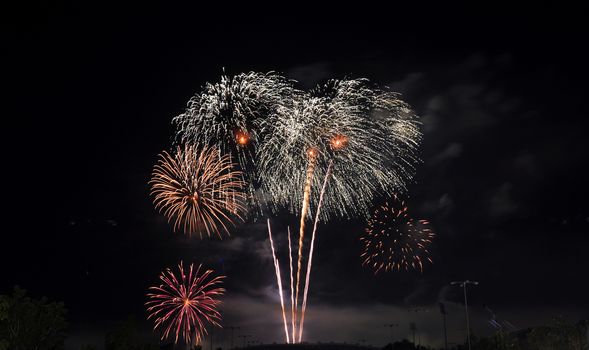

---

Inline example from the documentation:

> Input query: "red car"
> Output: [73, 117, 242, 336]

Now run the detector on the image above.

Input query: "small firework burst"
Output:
[361, 198, 434, 273]
[146, 262, 225, 345]
[149, 144, 246, 238]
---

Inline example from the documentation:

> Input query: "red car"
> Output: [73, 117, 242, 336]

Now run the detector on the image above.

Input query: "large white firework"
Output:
[257, 80, 422, 342]
[257, 78, 422, 221]
[173, 71, 296, 213]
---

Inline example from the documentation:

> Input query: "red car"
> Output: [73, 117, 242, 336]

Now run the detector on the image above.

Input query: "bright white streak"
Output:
[267, 219, 290, 344]
[287, 226, 296, 342]
[294, 159, 316, 342]
[298, 160, 333, 342]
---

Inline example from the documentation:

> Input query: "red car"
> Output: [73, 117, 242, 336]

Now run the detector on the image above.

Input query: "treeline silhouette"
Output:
[1, 287, 587, 350]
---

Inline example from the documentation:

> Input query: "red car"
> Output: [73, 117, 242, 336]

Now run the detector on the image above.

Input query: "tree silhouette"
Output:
[0, 286, 67, 350]
[105, 316, 159, 350]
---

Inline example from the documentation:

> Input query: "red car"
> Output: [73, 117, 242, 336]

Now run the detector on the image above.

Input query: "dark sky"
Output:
[3, 2, 589, 349]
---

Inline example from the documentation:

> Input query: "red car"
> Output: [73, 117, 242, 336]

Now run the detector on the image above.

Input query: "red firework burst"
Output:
[146, 262, 225, 344]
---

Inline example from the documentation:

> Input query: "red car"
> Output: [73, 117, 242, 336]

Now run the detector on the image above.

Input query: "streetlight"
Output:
[450, 280, 479, 350]
[384, 323, 399, 344]
[439, 302, 448, 350]
[238, 335, 251, 348]
[210, 327, 214, 350]
[225, 326, 240, 348]
[411, 307, 428, 348]
[409, 323, 417, 346]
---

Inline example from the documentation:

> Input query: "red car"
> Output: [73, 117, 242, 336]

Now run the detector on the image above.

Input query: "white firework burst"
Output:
[257, 78, 422, 221]
[173, 71, 296, 214]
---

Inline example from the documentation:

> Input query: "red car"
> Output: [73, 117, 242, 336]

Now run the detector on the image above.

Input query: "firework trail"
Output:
[287, 226, 296, 341]
[267, 219, 290, 343]
[294, 149, 317, 333]
[361, 198, 434, 273]
[298, 160, 333, 342]
[146, 262, 225, 345]
[150, 145, 246, 238]
[173, 71, 295, 214]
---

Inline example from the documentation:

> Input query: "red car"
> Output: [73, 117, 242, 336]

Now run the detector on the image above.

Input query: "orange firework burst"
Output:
[330, 134, 348, 150]
[234, 129, 250, 147]
[150, 145, 246, 238]
[306, 147, 319, 159]
[146, 262, 225, 344]
[361, 198, 434, 274]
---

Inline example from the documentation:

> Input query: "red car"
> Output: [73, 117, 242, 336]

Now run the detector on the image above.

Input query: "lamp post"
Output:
[439, 302, 448, 350]
[225, 326, 240, 349]
[210, 327, 213, 350]
[409, 323, 417, 347]
[450, 280, 479, 350]
[411, 307, 428, 348]
[384, 323, 399, 344]
[238, 335, 251, 348]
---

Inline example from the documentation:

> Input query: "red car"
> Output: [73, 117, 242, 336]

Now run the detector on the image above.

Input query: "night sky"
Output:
[4, 2, 589, 349]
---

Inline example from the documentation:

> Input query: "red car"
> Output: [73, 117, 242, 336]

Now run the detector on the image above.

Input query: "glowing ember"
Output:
[330, 134, 348, 150]
[235, 130, 250, 146]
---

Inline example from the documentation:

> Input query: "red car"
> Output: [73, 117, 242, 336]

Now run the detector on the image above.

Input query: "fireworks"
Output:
[155, 72, 425, 344]
[171, 74, 421, 222]
[173, 71, 294, 151]
[150, 144, 246, 238]
[256, 78, 422, 342]
[257, 78, 422, 222]
[173, 71, 296, 212]
[146, 262, 225, 344]
[361, 198, 434, 274]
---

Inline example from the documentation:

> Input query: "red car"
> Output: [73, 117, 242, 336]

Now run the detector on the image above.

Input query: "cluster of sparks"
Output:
[149, 144, 246, 238]
[361, 198, 435, 274]
[147, 71, 427, 344]
[146, 262, 225, 344]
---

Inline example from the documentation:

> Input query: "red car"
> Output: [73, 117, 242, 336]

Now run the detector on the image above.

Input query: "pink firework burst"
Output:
[146, 262, 225, 344]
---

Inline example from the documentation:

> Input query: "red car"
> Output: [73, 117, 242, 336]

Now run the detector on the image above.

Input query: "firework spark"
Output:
[150, 144, 246, 238]
[361, 198, 434, 274]
[146, 262, 225, 344]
